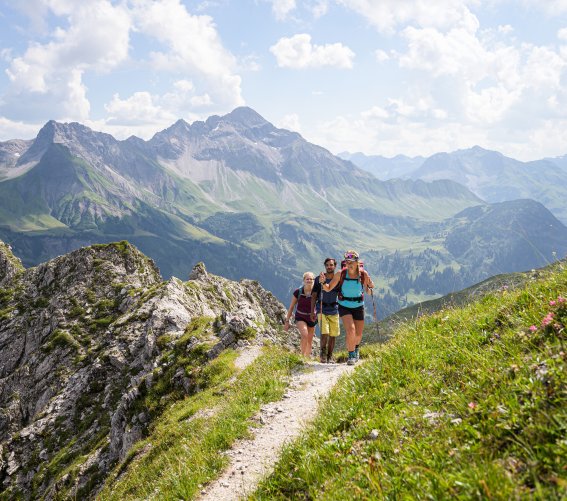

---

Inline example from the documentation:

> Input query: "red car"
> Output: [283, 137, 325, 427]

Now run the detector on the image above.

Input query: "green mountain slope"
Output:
[1, 109, 566, 309]
[253, 259, 567, 499]
[412, 146, 567, 224]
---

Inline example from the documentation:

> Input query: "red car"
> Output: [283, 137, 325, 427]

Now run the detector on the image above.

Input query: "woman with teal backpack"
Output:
[319, 250, 375, 365]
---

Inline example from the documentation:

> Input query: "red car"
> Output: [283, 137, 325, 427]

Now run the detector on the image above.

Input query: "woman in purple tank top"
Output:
[284, 272, 318, 357]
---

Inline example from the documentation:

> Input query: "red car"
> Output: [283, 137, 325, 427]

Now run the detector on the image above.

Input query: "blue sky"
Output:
[1, 0, 566, 160]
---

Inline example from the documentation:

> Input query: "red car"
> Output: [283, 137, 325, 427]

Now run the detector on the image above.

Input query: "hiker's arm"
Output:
[320, 272, 339, 292]
[310, 284, 319, 322]
[364, 275, 375, 294]
[284, 295, 298, 332]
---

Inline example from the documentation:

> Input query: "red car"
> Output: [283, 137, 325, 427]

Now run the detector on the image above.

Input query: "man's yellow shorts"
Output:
[318, 313, 340, 337]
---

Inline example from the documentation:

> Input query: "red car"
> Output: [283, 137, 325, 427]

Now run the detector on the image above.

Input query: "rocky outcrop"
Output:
[0, 242, 23, 287]
[0, 240, 297, 499]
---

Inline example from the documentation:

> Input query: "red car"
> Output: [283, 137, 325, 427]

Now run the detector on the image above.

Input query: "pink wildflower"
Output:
[558, 296, 566, 304]
[549, 300, 557, 306]
[542, 313, 554, 327]
[468, 402, 477, 409]
[529, 325, 537, 332]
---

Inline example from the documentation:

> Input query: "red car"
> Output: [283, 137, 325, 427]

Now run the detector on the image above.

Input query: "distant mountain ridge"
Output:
[0, 107, 566, 314]
[338, 151, 425, 180]
[346, 145, 567, 224]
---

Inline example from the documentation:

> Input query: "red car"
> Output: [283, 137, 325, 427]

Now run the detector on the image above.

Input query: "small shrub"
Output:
[44, 329, 81, 353]
[239, 326, 257, 340]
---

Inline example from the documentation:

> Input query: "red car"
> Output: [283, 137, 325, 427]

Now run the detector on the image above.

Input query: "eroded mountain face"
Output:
[0, 240, 294, 499]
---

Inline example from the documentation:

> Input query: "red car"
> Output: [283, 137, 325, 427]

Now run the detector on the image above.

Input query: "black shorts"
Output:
[338, 305, 364, 321]
[295, 316, 317, 328]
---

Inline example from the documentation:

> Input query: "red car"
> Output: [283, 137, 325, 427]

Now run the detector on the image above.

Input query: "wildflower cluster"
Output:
[529, 296, 566, 338]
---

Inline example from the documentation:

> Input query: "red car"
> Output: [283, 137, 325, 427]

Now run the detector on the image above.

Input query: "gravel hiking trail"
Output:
[199, 355, 354, 500]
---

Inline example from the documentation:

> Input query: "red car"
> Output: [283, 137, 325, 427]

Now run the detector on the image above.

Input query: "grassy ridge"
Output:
[252, 262, 566, 499]
[98, 347, 302, 500]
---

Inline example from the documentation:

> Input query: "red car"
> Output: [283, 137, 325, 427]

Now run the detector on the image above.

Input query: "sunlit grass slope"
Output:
[253, 262, 567, 499]
[99, 347, 302, 500]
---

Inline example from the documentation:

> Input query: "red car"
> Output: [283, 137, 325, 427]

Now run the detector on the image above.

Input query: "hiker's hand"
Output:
[283, 319, 290, 332]
[319, 272, 325, 287]
[310, 312, 316, 322]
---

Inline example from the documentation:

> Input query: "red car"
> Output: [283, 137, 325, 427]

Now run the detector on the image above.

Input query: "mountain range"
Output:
[1, 107, 566, 314]
[342, 146, 567, 224]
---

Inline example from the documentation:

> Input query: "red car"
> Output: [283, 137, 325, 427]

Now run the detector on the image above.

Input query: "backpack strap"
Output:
[338, 269, 347, 291]
[339, 267, 368, 287]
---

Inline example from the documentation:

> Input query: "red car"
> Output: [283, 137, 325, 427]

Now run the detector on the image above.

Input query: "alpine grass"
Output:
[99, 347, 302, 500]
[252, 261, 567, 500]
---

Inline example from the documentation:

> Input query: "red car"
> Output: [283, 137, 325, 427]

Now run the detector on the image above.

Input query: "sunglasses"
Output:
[304, 278, 314, 281]
[344, 253, 359, 260]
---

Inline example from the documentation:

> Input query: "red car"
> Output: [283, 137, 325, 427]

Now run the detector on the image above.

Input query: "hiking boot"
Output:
[326, 355, 335, 364]
[347, 351, 357, 365]
[320, 349, 327, 363]
[354, 345, 360, 361]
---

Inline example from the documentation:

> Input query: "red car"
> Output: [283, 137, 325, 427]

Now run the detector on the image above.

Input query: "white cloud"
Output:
[173, 80, 195, 93]
[270, 0, 297, 20]
[238, 54, 262, 72]
[1, 0, 131, 121]
[374, 49, 390, 62]
[105, 76, 215, 127]
[520, 0, 567, 15]
[270, 34, 355, 69]
[398, 26, 488, 79]
[498, 24, 513, 34]
[104, 92, 175, 125]
[130, 0, 244, 109]
[311, 0, 329, 18]
[392, 20, 567, 125]
[0, 116, 43, 140]
[278, 113, 302, 132]
[361, 105, 389, 119]
[558, 27, 567, 41]
[335, 0, 479, 34]
[190, 94, 213, 107]
[1, 0, 243, 125]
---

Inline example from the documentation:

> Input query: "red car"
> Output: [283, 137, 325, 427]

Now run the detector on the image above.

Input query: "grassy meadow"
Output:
[252, 260, 566, 499]
[93, 259, 566, 500]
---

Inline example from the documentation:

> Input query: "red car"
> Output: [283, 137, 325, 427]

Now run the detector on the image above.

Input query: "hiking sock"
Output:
[354, 344, 360, 360]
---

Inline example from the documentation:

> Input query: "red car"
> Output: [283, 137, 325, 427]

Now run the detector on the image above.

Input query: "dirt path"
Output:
[199, 360, 353, 500]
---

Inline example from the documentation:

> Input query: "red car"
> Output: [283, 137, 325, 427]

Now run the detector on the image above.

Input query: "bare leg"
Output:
[354, 319, 364, 347]
[297, 322, 315, 357]
[296, 321, 310, 356]
[306, 325, 315, 357]
[341, 315, 356, 352]
[320, 334, 329, 362]
[327, 336, 336, 362]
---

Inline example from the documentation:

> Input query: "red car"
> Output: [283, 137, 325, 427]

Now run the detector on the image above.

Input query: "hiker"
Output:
[319, 250, 374, 365]
[284, 272, 317, 357]
[311, 258, 340, 363]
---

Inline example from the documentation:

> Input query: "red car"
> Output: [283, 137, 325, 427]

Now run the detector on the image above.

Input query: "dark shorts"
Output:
[295, 316, 317, 328]
[338, 305, 364, 321]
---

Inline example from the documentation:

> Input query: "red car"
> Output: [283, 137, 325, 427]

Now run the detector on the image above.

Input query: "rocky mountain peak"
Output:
[222, 106, 270, 128]
[0, 240, 297, 499]
[0, 241, 24, 287]
[17, 120, 118, 167]
[189, 261, 208, 280]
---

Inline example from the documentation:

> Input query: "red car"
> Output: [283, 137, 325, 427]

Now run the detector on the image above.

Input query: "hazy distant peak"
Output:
[157, 118, 191, 137]
[223, 106, 269, 128]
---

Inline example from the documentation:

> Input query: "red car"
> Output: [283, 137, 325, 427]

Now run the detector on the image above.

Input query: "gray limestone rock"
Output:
[0, 239, 299, 499]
